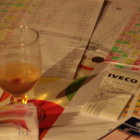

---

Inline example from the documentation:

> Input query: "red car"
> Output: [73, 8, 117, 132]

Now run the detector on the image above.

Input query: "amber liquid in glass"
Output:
[0, 61, 40, 97]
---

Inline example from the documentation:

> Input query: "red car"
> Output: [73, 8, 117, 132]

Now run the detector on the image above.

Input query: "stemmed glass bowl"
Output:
[0, 25, 42, 104]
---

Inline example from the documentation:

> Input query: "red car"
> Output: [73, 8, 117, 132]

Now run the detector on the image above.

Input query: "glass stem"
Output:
[10, 95, 28, 104]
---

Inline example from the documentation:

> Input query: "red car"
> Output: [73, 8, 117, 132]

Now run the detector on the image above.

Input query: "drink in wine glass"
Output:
[0, 25, 42, 104]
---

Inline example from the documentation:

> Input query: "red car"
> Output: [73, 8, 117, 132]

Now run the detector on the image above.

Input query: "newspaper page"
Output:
[0, 0, 104, 79]
[81, 67, 140, 120]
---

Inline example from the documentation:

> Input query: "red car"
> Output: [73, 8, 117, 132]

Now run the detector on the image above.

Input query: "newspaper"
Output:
[0, 0, 104, 79]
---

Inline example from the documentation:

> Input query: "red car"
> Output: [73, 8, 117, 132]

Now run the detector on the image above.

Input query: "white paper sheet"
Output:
[43, 68, 119, 140]
[0, 0, 104, 79]
[81, 67, 140, 120]
[44, 66, 140, 140]
[20, 0, 104, 79]
[21, 0, 103, 39]
[75, 0, 140, 79]
[39, 33, 88, 78]
[85, 0, 140, 58]
[44, 105, 116, 140]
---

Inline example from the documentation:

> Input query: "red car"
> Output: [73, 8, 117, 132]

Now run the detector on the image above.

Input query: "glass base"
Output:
[10, 95, 28, 104]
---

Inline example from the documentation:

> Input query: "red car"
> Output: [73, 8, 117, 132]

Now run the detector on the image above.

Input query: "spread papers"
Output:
[0, 0, 104, 79]
[87, 0, 140, 55]
[44, 66, 140, 140]
[77, 0, 140, 77]
[81, 66, 140, 120]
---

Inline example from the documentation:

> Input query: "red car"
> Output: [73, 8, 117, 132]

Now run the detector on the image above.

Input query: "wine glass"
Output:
[0, 25, 42, 104]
